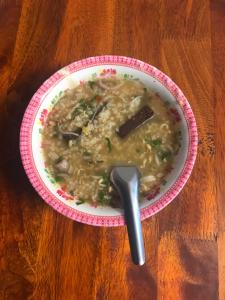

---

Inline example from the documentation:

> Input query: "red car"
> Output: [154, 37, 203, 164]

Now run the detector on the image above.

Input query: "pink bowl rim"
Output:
[20, 55, 198, 227]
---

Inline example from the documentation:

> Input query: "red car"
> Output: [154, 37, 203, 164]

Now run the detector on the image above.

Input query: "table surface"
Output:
[0, 1, 224, 299]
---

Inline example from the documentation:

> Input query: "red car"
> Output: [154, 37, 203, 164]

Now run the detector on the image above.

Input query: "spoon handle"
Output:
[110, 166, 145, 265]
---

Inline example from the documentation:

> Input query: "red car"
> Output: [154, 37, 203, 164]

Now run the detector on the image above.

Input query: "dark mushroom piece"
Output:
[116, 105, 154, 138]
[58, 124, 82, 140]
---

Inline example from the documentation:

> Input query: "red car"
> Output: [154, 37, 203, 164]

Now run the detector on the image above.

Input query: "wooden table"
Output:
[0, 1, 224, 299]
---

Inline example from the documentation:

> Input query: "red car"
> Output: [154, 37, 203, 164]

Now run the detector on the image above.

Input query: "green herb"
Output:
[55, 156, 64, 163]
[88, 81, 96, 89]
[145, 137, 172, 161]
[102, 173, 110, 185]
[145, 138, 162, 150]
[98, 190, 110, 205]
[150, 138, 162, 146]
[76, 199, 85, 205]
[97, 173, 111, 205]
[55, 176, 65, 182]
[72, 99, 94, 118]
[159, 150, 172, 161]
[105, 137, 112, 152]
[98, 190, 106, 204]
[71, 100, 84, 117]
[162, 179, 167, 185]
[123, 74, 133, 79]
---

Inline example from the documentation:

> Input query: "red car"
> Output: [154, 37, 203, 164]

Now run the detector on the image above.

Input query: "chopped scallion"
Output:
[105, 137, 112, 152]
[76, 199, 85, 205]
[159, 150, 172, 161]
[88, 81, 96, 89]
[55, 175, 64, 182]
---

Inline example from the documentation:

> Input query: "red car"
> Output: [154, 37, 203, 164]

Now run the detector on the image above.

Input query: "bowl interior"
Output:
[31, 64, 189, 217]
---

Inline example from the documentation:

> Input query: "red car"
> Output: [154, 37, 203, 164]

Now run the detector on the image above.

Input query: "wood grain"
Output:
[211, 1, 225, 299]
[0, 0, 223, 299]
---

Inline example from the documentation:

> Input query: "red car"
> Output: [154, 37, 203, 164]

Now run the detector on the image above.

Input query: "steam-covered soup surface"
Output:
[43, 77, 181, 207]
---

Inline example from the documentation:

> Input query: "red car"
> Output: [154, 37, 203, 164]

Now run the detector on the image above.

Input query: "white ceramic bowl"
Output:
[20, 56, 198, 226]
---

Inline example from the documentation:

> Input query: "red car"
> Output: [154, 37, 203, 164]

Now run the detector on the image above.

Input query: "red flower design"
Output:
[39, 109, 48, 126]
[169, 108, 181, 122]
[146, 186, 160, 201]
[91, 201, 98, 208]
[57, 189, 74, 200]
[100, 68, 117, 76]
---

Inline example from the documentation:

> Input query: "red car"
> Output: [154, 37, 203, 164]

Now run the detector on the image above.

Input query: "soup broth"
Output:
[43, 77, 181, 206]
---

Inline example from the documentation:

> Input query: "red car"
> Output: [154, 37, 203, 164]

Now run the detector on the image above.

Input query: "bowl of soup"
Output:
[20, 56, 197, 226]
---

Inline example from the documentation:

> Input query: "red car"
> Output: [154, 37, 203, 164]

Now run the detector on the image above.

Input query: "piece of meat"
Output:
[58, 125, 82, 140]
[55, 159, 69, 173]
[116, 105, 154, 138]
